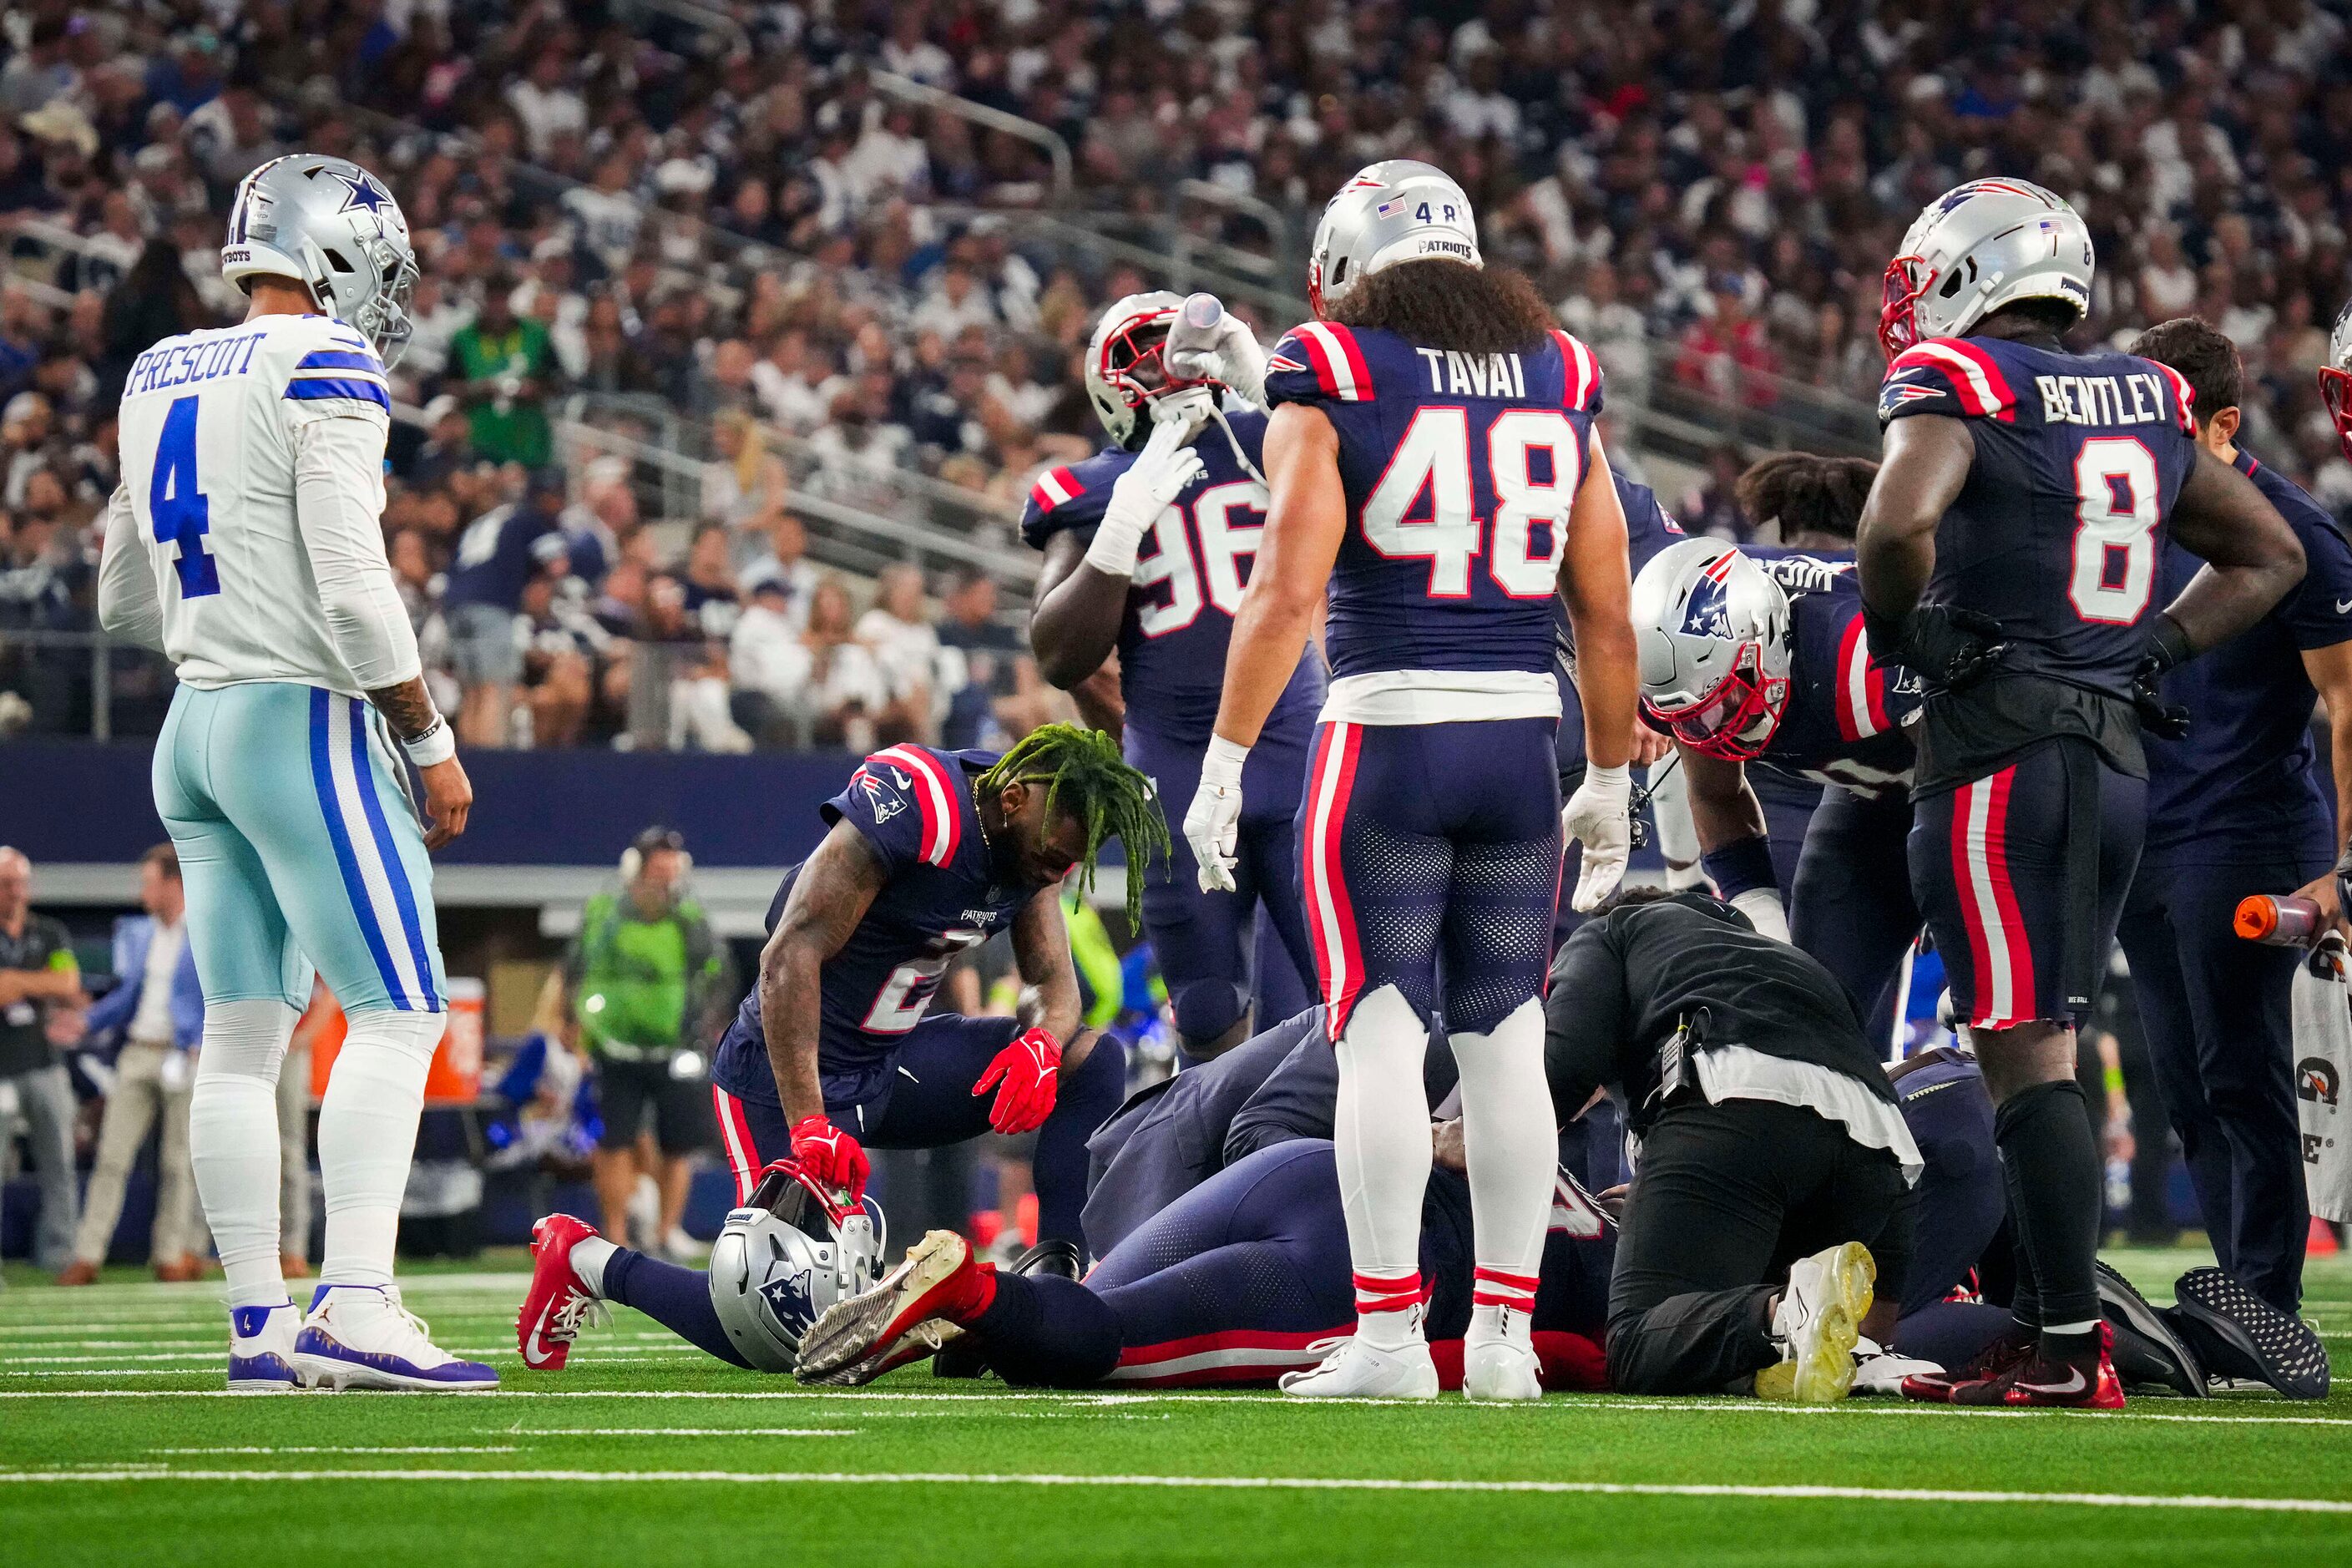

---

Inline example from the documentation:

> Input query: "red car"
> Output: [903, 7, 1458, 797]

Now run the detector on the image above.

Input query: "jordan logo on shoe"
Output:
[2016, 1367, 2086, 1396]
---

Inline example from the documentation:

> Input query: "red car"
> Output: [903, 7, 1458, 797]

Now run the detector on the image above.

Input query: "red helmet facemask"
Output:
[2322, 364, 2352, 466]
[1095, 307, 1204, 426]
[1641, 642, 1789, 763]
[1879, 255, 1932, 362]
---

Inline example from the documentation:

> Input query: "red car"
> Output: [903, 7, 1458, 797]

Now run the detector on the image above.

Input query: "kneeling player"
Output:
[710, 725, 1165, 1250]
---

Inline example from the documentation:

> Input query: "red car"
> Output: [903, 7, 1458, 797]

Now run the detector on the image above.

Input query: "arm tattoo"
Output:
[365, 675, 442, 742]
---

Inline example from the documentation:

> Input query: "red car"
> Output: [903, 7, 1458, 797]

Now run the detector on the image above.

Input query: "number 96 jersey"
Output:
[1879, 333, 2199, 703]
[1264, 321, 1604, 718]
[113, 312, 397, 694]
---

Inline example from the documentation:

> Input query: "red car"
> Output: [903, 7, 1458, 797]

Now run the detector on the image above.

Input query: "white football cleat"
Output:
[296, 1283, 498, 1392]
[1758, 1241, 1874, 1404]
[226, 1301, 306, 1392]
[1461, 1304, 1543, 1402]
[1849, 1337, 1943, 1397]
[1280, 1319, 1439, 1400]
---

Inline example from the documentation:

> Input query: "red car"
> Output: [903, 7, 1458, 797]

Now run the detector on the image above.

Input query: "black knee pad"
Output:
[1171, 979, 1249, 1047]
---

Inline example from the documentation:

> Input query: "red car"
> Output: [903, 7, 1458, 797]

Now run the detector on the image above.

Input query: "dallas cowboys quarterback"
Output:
[97, 154, 492, 1390]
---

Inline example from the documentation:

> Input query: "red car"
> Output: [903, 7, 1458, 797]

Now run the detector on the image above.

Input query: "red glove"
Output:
[974, 1027, 1062, 1135]
[788, 1115, 870, 1205]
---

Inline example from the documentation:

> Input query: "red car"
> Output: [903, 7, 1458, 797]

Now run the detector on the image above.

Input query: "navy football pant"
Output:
[1909, 742, 2145, 1030]
[1751, 768, 1824, 898]
[1889, 1048, 2004, 1315]
[1130, 723, 1317, 1046]
[711, 1013, 1126, 1247]
[1793, 785, 1919, 1046]
[1300, 718, 1561, 1037]
[2117, 855, 2319, 1313]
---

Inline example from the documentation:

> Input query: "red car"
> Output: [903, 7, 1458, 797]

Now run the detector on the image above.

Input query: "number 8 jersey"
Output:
[109, 311, 406, 694]
[1878, 332, 2199, 703]
[1263, 321, 1604, 723]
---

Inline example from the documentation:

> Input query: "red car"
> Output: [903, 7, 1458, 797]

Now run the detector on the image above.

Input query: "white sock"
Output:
[1452, 996, 1554, 1338]
[188, 1000, 296, 1309]
[316, 1009, 443, 1288]
[573, 1236, 618, 1296]
[1333, 985, 1433, 1348]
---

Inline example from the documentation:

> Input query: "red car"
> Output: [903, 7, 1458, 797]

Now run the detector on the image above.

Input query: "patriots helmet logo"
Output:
[853, 766, 908, 823]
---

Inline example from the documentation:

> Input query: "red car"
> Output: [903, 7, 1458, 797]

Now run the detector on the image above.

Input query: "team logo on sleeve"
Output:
[852, 763, 911, 824]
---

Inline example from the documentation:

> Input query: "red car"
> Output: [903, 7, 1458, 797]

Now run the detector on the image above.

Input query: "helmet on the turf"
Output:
[706, 1161, 886, 1373]
[2321, 297, 2352, 465]
[221, 153, 420, 367]
[1879, 179, 2092, 360]
[1086, 291, 1208, 451]
[1633, 538, 1793, 762]
[1308, 159, 1482, 318]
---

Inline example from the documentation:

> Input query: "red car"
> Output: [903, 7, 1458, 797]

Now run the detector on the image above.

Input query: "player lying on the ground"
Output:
[695, 724, 1164, 1282]
[1024, 295, 1323, 1061]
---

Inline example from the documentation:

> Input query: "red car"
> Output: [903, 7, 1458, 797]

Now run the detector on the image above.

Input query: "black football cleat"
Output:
[2095, 1260, 2205, 1398]
[2169, 1267, 2329, 1401]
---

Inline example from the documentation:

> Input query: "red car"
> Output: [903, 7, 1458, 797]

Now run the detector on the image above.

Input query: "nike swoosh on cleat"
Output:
[2016, 1368, 2087, 1396]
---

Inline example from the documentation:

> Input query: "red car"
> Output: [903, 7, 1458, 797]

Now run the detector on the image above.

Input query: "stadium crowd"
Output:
[3, 0, 2352, 756]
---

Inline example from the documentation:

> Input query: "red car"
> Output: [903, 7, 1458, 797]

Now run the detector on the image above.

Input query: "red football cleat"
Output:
[1950, 1323, 2126, 1410]
[1899, 1328, 2032, 1403]
[517, 1213, 609, 1372]
[792, 1229, 994, 1386]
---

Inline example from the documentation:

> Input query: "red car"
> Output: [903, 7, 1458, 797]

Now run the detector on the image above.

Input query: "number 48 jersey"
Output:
[1264, 321, 1605, 720]
[112, 311, 399, 695]
[1879, 333, 2200, 702]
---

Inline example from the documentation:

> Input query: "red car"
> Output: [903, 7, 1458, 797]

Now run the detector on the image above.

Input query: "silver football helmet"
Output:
[1879, 179, 2092, 360]
[1084, 291, 1197, 450]
[1633, 538, 1794, 762]
[706, 1161, 886, 1373]
[1308, 159, 1482, 316]
[221, 153, 420, 367]
[2322, 297, 2352, 463]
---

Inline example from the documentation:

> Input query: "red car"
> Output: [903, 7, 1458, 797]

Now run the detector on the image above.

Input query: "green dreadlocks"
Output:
[977, 722, 1170, 923]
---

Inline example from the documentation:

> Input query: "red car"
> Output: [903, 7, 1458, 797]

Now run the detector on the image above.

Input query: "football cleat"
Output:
[1279, 1314, 1440, 1400]
[295, 1283, 498, 1392]
[1460, 1303, 1542, 1402]
[1950, 1323, 2125, 1409]
[226, 1301, 306, 1392]
[933, 1238, 1082, 1379]
[517, 1213, 610, 1372]
[1899, 1327, 2033, 1402]
[1846, 1338, 1944, 1398]
[1762, 1242, 1874, 1403]
[795, 1229, 984, 1386]
[2094, 1260, 2205, 1399]
[2170, 1267, 2329, 1401]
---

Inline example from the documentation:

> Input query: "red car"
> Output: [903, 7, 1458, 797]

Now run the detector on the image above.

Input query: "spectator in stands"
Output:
[516, 574, 599, 750]
[802, 574, 888, 751]
[857, 561, 949, 745]
[677, 523, 741, 635]
[1682, 446, 1756, 544]
[738, 510, 817, 629]
[59, 844, 206, 1284]
[937, 568, 1046, 748]
[730, 577, 814, 747]
[701, 408, 790, 531]
[442, 468, 567, 747]
[0, 846, 81, 1272]
[564, 827, 726, 1260]
[449, 278, 555, 468]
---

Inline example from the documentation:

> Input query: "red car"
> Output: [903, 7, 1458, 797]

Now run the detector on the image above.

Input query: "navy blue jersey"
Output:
[1879, 334, 2199, 701]
[2143, 448, 2352, 862]
[1555, 472, 1682, 776]
[1021, 410, 1326, 743]
[1265, 321, 1604, 682]
[1750, 554, 1922, 800]
[714, 745, 1030, 1101]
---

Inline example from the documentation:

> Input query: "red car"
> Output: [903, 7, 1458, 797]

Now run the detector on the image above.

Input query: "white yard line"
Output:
[148, 1447, 522, 1455]
[1, 1467, 2348, 1515]
[478, 1429, 858, 1438]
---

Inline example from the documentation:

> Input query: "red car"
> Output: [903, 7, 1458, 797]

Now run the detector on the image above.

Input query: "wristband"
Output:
[1581, 761, 1631, 800]
[1701, 834, 1778, 899]
[401, 716, 457, 768]
[2146, 612, 2194, 675]
[1201, 733, 1251, 787]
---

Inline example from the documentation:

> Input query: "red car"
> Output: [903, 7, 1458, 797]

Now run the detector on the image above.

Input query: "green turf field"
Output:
[3, 1243, 2349, 1565]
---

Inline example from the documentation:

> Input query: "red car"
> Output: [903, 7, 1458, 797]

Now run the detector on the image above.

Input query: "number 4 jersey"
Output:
[109, 311, 409, 695]
[1877, 332, 2199, 791]
[1264, 321, 1604, 725]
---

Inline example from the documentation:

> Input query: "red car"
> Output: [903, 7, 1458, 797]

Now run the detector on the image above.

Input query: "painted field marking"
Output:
[148, 1446, 522, 1456]
[481, 1429, 858, 1438]
[0, 1468, 2349, 1515]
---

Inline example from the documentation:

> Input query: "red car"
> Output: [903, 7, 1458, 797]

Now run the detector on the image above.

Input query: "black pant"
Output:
[1606, 1096, 1913, 1395]
[594, 1055, 711, 1156]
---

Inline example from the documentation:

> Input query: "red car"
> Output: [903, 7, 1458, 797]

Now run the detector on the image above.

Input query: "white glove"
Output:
[1729, 887, 1791, 943]
[1184, 736, 1248, 893]
[1166, 300, 1269, 408]
[1085, 403, 1206, 578]
[1561, 763, 1633, 913]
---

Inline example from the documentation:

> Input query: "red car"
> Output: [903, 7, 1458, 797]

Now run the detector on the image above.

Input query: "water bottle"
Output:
[1167, 292, 1226, 363]
[2233, 893, 2323, 946]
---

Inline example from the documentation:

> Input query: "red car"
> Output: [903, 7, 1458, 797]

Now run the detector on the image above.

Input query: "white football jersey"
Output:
[112, 311, 402, 695]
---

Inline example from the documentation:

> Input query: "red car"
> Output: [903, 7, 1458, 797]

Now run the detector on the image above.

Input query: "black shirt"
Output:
[0, 913, 76, 1076]
[1544, 892, 1893, 1136]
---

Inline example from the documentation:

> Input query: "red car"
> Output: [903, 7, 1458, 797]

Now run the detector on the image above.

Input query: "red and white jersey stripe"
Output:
[1890, 338, 2018, 422]
[1832, 612, 1893, 742]
[1550, 329, 1602, 412]
[865, 745, 963, 867]
[1028, 465, 1082, 513]
[1290, 321, 1375, 402]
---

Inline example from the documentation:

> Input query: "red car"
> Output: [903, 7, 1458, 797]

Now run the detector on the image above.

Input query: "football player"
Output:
[1181, 160, 1641, 1400]
[1025, 296, 1323, 1061]
[2114, 318, 2352, 1333]
[1857, 179, 2304, 1408]
[703, 724, 1163, 1254]
[97, 154, 490, 1391]
[1636, 536, 1925, 1029]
